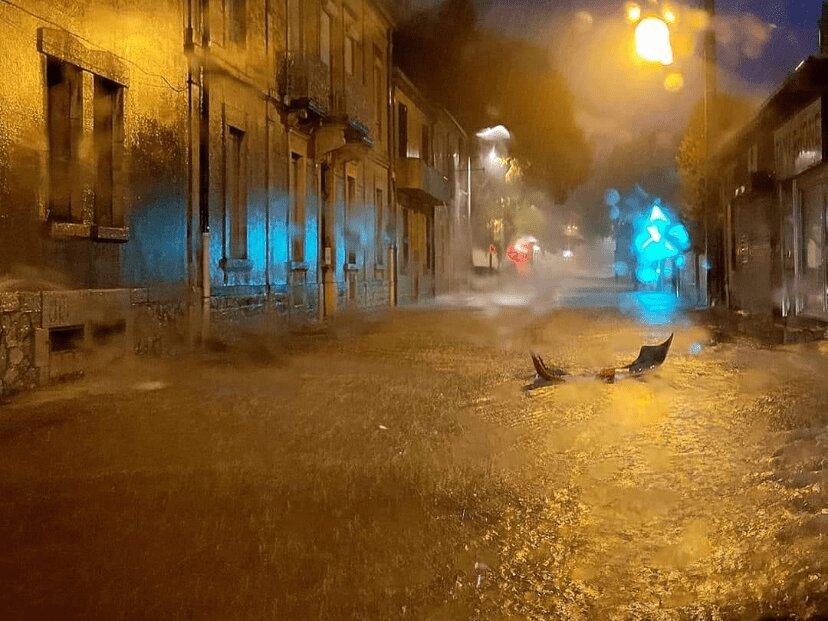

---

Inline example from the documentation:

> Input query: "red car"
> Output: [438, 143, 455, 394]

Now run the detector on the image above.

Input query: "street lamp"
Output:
[702, 0, 717, 306]
[626, 1, 717, 304]
[634, 17, 674, 65]
[466, 126, 514, 273]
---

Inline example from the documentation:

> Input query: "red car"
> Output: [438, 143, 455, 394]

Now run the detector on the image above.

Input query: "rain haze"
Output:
[1, 0, 828, 619]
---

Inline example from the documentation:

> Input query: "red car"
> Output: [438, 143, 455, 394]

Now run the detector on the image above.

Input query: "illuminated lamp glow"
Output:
[649, 204, 669, 223]
[662, 8, 677, 23]
[625, 2, 641, 23]
[476, 125, 511, 141]
[636, 266, 659, 283]
[664, 72, 684, 92]
[635, 17, 674, 65]
[563, 249, 574, 259]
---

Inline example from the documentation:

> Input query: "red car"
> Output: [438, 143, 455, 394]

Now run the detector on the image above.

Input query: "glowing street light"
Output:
[476, 125, 511, 142]
[634, 17, 674, 65]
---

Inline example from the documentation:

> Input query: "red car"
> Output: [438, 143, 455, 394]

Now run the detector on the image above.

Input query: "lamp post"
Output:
[627, 1, 717, 305]
[475, 126, 513, 271]
[702, 0, 717, 307]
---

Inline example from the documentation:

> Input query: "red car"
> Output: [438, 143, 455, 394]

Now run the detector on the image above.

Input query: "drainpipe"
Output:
[317, 160, 325, 320]
[387, 25, 396, 307]
[199, 0, 211, 341]
[467, 154, 472, 281]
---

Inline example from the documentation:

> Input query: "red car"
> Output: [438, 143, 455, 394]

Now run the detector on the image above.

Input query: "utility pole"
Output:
[702, 0, 717, 306]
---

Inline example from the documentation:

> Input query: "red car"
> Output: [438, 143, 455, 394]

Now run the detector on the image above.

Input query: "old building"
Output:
[0, 0, 194, 394]
[716, 5, 828, 328]
[393, 70, 470, 303]
[0, 0, 474, 397]
[279, 0, 397, 316]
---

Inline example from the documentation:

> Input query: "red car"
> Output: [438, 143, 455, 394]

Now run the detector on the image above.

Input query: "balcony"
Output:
[396, 158, 452, 206]
[279, 52, 331, 116]
[332, 75, 372, 138]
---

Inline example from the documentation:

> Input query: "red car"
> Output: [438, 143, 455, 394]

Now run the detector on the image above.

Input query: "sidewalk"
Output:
[694, 305, 828, 346]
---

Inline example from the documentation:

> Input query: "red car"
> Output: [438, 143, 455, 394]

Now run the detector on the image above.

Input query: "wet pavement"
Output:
[1, 301, 827, 620]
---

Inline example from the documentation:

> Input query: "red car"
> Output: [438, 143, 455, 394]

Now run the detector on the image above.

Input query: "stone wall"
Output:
[0, 280, 396, 399]
[0, 293, 42, 398]
[132, 292, 191, 358]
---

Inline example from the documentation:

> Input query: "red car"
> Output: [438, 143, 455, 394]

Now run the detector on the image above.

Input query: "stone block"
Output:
[0, 292, 19, 312]
[18, 292, 42, 313]
[16, 318, 32, 342]
[8, 346, 23, 367]
[130, 288, 149, 305]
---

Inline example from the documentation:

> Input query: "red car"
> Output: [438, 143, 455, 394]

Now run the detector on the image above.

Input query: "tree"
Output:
[677, 93, 755, 224]
[394, 0, 592, 202]
[566, 131, 680, 241]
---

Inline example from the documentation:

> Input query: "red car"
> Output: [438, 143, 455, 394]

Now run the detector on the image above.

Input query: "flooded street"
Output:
[1, 303, 827, 620]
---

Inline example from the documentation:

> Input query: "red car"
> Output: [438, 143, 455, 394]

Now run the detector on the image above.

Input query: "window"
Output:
[344, 11, 357, 77]
[373, 52, 384, 136]
[46, 58, 82, 222]
[47, 58, 123, 227]
[421, 124, 431, 165]
[320, 10, 331, 66]
[290, 153, 306, 261]
[747, 142, 758, 173]
[227, 127, 247, 259]
[402, 208, 410, 268]
[288, 0, 303, 52]
[347, 175, 357, 264]
[398, 103, 408, 159]
[426, 214, 433, 271]
[345, 35, 355, 76]
[375, 187, 384, 266]
[94, 76, 120, 226]
[228, 0, 247, 45]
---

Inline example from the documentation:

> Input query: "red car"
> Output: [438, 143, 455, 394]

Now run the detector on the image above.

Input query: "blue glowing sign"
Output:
[631, 199, 691, 284]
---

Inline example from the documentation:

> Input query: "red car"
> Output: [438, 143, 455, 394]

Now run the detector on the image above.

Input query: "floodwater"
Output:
[0, 301, 826, 620]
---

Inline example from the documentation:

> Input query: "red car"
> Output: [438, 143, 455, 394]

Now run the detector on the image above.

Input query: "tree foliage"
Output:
[394, 0, 592, 203]
[677, 93, 755, 223]
[566, 132, 680, 241]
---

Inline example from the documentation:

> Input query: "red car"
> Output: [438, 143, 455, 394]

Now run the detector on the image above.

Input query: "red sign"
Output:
[488, 244, 497, 255]
[506, 243, 530, 265]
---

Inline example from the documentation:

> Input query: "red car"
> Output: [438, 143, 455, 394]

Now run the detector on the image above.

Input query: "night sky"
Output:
[410, 1, 825, 144]
[477, 0, 822, 94]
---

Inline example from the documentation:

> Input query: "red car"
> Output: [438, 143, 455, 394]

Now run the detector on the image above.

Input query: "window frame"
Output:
[226, 125, 248, 261]
[290, 152, 306, 263]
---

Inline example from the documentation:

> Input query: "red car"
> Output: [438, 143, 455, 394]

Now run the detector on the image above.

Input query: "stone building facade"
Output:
[393, 70, 470, 304]
[714, 9, 828, 329]
[0, 0, 472, 397]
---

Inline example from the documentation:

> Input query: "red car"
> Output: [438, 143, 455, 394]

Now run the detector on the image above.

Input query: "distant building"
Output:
[393, 70, 470, 302]
[0, 0, 473, 397]
[714, 3, 828, 328]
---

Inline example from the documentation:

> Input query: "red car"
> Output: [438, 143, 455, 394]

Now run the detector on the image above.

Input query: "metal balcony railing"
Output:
[279, 52, 331, 113]
[332, 75, 372, 131]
